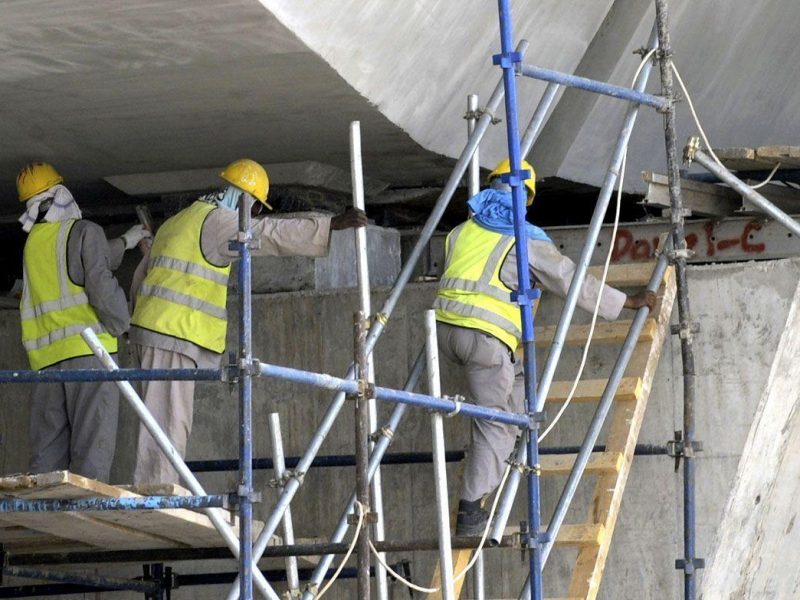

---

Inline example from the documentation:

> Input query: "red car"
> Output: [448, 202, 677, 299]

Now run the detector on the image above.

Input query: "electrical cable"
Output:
[368, 463, 513, 593]
[315, 500, 365, 599]
[671, 63, 781, 189]
[538, 48, 655, 443]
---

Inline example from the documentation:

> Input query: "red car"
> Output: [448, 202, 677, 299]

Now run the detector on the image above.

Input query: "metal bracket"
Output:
[510, 287, 541, 307]
[269, 470, 305, 488]
[506, 456, 541, 477]
[667, 431, 704, 472]
[464, 106, 502, 125]
[670, 322, 700, 340]
[235, 489, 261, 504]
[347, 510, 378, 525]
[238, 358, 261, 377]
[370, 426, 394, 443]
[444, 394, 466, 417]
[675, 557, 705, 574]
[228, 237, 262, 251]
[667, 247, 695, 262]
[684, 135, 701, 163]
[222, 352, 238, 385]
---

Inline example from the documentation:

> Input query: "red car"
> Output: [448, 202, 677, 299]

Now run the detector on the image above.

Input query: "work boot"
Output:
[455, 499, 489, 537]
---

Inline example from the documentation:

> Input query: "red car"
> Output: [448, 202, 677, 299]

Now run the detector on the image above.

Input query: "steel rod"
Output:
[301, 350, 422, 599]
[2, 565, 158, 594]
[690, 149, 800, 237]
[426, 310, 455, 599]
[257, 361, 530, 428]
[268, 413, 300, 595]
[520, 82, 560, 159]
[493, 22, 660, 546]
[0, 368, 221, 384]
[655, 2, 700, 598]
[351, 120, 390, 600]
[184, 444, 668, 472]
[237, 192, 256, 600]
[467, 94, 481, 196]
[519, 63, 667, 110]
[355, 312, 372, 600]
[228, 44, 529, 600]
[496, 2, 543, 599]
[0, 495, 230, 512]
[472, 550, 486, 600]
[78, 329, 278, 600]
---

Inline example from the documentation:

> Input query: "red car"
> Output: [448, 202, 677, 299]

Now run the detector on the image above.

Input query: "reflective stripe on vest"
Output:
[433, 220, 522, 349]
[20, 220, 118, 370]
[131, 201, 231, 353]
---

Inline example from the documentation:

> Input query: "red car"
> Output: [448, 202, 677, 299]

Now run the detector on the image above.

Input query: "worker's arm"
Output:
[106, 238, 126, 271]
[67, 221, 131, 337]
[201, 207, 367, 265]
[517, 239, 628, 320]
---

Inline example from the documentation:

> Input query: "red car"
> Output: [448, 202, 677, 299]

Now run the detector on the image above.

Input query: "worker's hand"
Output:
[624, 290, 657, 311]
[330, 208, 368, 231]
[121, 224, 153, 250]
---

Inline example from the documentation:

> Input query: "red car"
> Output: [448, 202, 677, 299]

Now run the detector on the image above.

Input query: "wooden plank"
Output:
[587, 262, 655, 287]
[642, 171, 740, 217]
[0, 472, 262, 548]
[567, 268, 676, 599]
[534, 319, 657, 347]
[713, 147, 775, 171]
[545, 377, 642, 404]
[549, 523, 605, 547]
[540, 452, 623, 476]
[755, 145, 800, 169]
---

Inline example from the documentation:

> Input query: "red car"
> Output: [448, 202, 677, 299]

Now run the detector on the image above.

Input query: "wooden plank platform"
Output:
[534, 319, 656, 347]
[587, 262, 656, 287]
[0, 471, 267, 553]
[545, 377, 642, 404]
[714, 145, 800, 171]
[540, 452, 623, 476]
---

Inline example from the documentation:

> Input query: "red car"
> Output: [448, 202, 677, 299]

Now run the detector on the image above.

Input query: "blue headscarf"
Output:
[217, 185, 241, 211]
[466, 187, 551, 242]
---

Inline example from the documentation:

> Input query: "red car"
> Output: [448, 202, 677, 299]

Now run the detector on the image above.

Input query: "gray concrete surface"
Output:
[1, 257, 799, 597]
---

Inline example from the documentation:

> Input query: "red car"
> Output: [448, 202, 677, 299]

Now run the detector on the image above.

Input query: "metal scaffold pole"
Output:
[495, 1, 543, 598]
[351, 120, 390, 600]
[237, 192, 256, 600]
[268, 413, 300, 595]
[653, 1, 702, 598]
[425, 310, 455, 600]
[354, 311, 372, 600]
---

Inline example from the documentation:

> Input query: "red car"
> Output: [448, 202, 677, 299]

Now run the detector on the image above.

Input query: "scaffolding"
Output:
[2, 1, 800, 599]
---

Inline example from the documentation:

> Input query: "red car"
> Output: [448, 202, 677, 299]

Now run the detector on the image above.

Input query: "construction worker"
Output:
[435, 159, 656, 535]
[129, 158, 367, 485]
[18, 162, 151, 481]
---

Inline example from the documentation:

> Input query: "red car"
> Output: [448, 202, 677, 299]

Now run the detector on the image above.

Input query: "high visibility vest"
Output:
[433, 220, 522, 350]
[20, 220, 118, 370]
[132, 201, 231, 353]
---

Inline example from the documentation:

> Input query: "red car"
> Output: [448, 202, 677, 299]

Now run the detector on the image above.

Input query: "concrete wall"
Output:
[1, 257, 799, 597]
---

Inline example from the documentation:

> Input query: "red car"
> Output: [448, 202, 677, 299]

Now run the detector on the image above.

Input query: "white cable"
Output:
[671, 62, 780, 189]
[538, 49, 654, 443]
[316, 501, 365, 599]
[369, 463, 513, 593]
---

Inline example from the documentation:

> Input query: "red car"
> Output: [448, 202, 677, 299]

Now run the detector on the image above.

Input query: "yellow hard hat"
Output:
[17, 162, 63, 202]
[489, 158, 536, 205]
[219, 159, 272, 209]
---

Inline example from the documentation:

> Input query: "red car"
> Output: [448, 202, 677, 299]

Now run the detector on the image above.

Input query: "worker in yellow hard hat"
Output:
[128, 158, 367, 485]
[17, 162, 151, 482]
[433, 158, 656, 536]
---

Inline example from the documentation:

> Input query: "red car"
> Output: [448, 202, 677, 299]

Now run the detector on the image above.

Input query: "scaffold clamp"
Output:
[492, 50, 523, 68]
[675, 557, 705, 574]
[667, 430, 704, 472]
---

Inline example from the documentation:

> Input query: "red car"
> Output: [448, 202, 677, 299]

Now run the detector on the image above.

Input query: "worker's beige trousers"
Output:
[132, 345, 195, 486]
[436, 322, 524, 502]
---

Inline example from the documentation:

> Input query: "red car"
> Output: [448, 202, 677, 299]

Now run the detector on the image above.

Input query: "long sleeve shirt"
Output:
[128, 206, 332, 368]
[499, 237, 626, 321]
[66, 220, 130, 337]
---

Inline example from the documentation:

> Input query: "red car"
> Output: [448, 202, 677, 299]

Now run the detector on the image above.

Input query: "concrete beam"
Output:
[700, 279, 800, 598]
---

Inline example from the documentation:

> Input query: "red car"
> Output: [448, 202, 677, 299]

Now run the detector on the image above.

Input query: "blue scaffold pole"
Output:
[495, 2, 544, 599]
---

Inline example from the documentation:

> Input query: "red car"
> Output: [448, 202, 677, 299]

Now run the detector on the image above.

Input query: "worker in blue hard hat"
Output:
[434, 158, 655, 536]
[129, 159, 367, 485]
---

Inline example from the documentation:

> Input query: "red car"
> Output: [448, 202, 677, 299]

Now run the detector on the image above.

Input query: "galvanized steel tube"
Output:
[268, 413, 300, 595]
[79, 329, 279, 600]
[426, 310, 455, 599]
[467, 94, 481, 197]
[520, 82, 559, 159]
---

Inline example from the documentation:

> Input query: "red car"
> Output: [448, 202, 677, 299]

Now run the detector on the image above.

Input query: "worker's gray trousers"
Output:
[29, 354, 120, 482]
[437, 322, 524, 502]
[132, 345, 195, 485]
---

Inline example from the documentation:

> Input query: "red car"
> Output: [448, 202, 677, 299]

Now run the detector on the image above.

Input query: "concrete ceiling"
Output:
[2, 0, 798, 212]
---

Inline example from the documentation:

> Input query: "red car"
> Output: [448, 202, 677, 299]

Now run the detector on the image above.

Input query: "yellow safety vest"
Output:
[20, 220, 118, 370]
[433, 220, 522, 350]
[132, 201, 231, 353]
